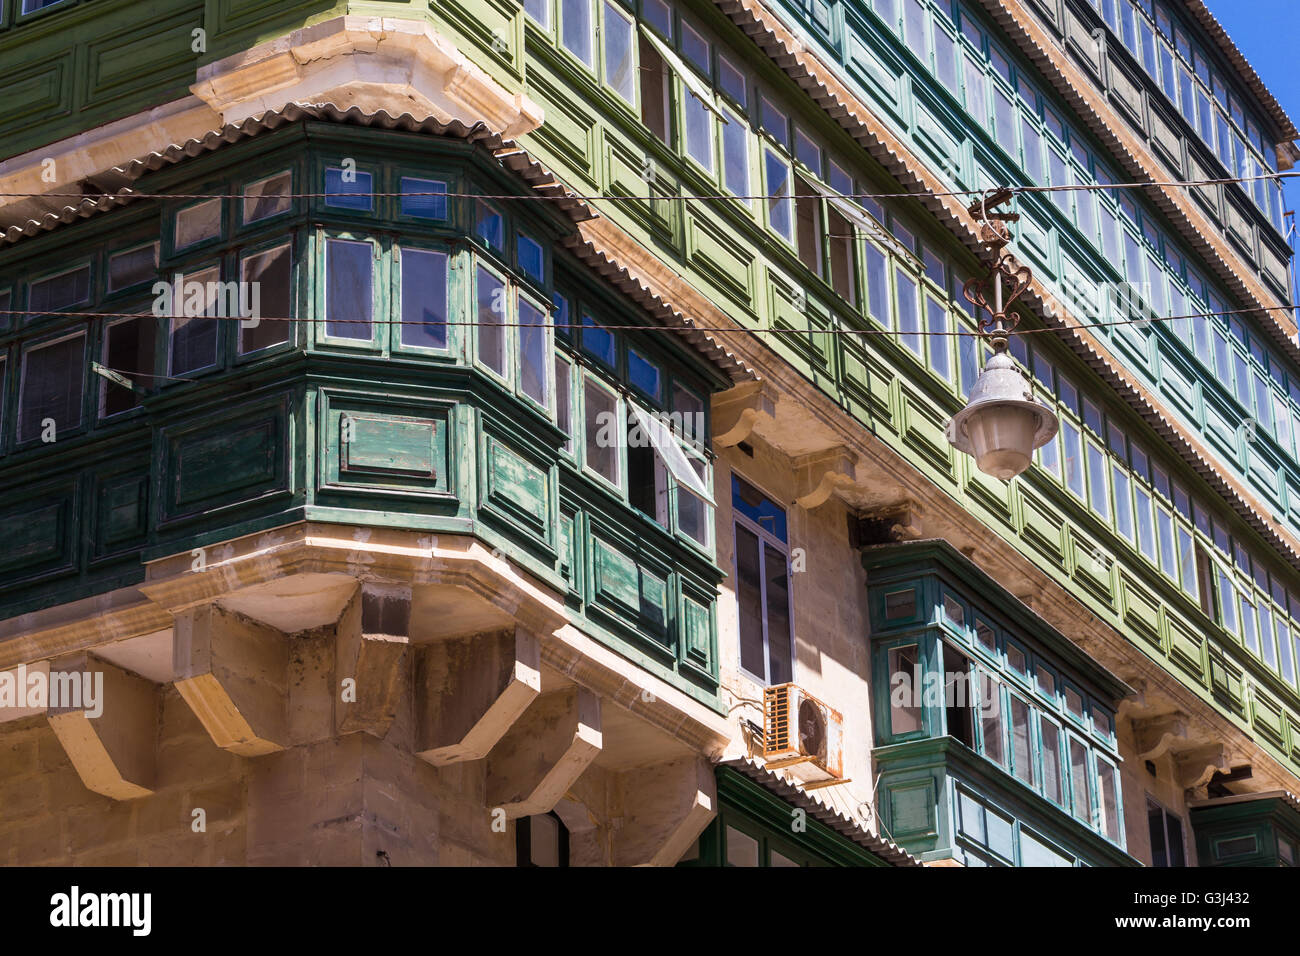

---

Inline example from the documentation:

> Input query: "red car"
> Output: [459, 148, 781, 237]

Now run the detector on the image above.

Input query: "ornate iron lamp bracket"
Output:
[961, 188, 1032, 353]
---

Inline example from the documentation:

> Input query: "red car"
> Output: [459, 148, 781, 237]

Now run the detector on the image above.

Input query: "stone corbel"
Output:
[1116, 678, 1148, 721]
[45, 653, 160, 801]
[415, 626, 541, 766]
[610, 757, 716, 867]
[1175, 743, 1228, 791]
[793, 447, 859, 509]
[712, 380, 778, 448]
[173, 604, 288, 757]
[1132, 712, 1189, 763]
[335, 583, 411, 738]
[485, 687, 602, 819]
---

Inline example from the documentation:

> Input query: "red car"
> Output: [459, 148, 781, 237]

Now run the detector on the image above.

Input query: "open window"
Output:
[100, 314, 155, 417]
[627, 402, 713, 535]
[794, 175, 823, 278]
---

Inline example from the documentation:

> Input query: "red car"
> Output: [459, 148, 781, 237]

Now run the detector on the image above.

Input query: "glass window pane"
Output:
[980, 672, 1005, 766]
[476, 265, 507, 374]
[722, 111, 750, 200]
[524, 0, 549, 27]
[324, 167, 373, 211]
[581, 314, 615, 366]
[865, 244, 891, 328]
[325, 239, 373, 341]
[603, 2, 635, 101]
[897, 270, 920, 355]
[20, 334, 84, 441]
[1062, 420, 1085, 499]
[175, 199, 222, 248]
[1069, 737, 1090, 822]
[736, 524, 767, 679]
[680, 21, 709, 72]
[517, 236, 545, 284]
[170, 266, 221, 372]
[244, 171, 292, 223]
[1112, 463, 1133, 542]
[555, 356, 572, 453]
[240, 243, 292, 353]
[628, 348, 661, 401]
[765, 543, 793, 685]
[1097, 761, 1119, 841]
[101, 316, 154, 417]
[475, 202, 504, 252]
[518, 299, 548, 405]
[1135, 485, 1157, 561]
[1041, 719, 1064, 805]
[397, 248, 449, 353]
[583, 379, 619, 484]
[1087, 442, 1110, 520]
[726, 826, 759, 866]
[765, 150, 793, 240]
[1157, 506, 1177, 579]
[718, 54, 745, 103]
[561, 0, 594, 65]
[888, 645, 923, 735]
[1010, 697, 1033, 786]
[926, 299, 950, 381]
[108, 244, 157, 293]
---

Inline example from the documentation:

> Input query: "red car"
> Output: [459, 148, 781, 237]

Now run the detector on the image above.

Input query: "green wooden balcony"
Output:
[0, 119, 734, 707]
[864, 539, 1139, 865]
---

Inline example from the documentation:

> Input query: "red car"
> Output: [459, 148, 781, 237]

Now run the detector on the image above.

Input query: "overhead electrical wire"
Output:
[6, 301, 1293, 336]
[0, 169, 1294, 205]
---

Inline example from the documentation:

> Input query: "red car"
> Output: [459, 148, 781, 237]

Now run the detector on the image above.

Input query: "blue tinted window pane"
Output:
[518, 235, 545, 283]
[553, 293, 572, 340]
[400, 177, 448, 220]
[865, 243, 891, 327]
[628, 348, 661, 401]
[732, 474, 787, 543]
[765, 150, 793, 240]
[581, 313, 615, 366]
[400, 248, 448, 350]
[325, 239, 373, 339]
[926, 299, 950, 380]
[897, 271, 920, 356]
[325, 167, 373, 211]
[476, 202, 504, 251]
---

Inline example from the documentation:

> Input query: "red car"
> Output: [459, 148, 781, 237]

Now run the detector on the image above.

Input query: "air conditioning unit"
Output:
[763, 683, 848, 789]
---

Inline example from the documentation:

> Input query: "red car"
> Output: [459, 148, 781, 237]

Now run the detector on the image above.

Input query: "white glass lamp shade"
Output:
[945, 350, 1058, 480]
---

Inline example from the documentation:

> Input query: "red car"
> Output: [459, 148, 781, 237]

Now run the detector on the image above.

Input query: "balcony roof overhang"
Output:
[720, 757, 921, 866]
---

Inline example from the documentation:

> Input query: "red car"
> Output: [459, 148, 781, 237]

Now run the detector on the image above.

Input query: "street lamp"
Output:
[945, 190, 1058, 481]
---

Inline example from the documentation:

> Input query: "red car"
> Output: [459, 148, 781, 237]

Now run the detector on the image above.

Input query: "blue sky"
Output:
[1209, 0, 1299, 240]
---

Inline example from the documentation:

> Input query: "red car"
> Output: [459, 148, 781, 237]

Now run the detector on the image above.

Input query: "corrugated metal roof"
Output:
[714, 0, 1300, 575]
[721, 757, 921, 866]
[566, 236, 756, 382]
[111, 102, 597, 223]
[1, 190, 139, 245]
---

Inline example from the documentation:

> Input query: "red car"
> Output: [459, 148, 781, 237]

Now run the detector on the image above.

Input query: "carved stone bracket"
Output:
[1175, 743, 1229, 791]
[1132, 712, 1189, 763]
[793, 447, 858, 510]
[712, 381, 778, 448]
